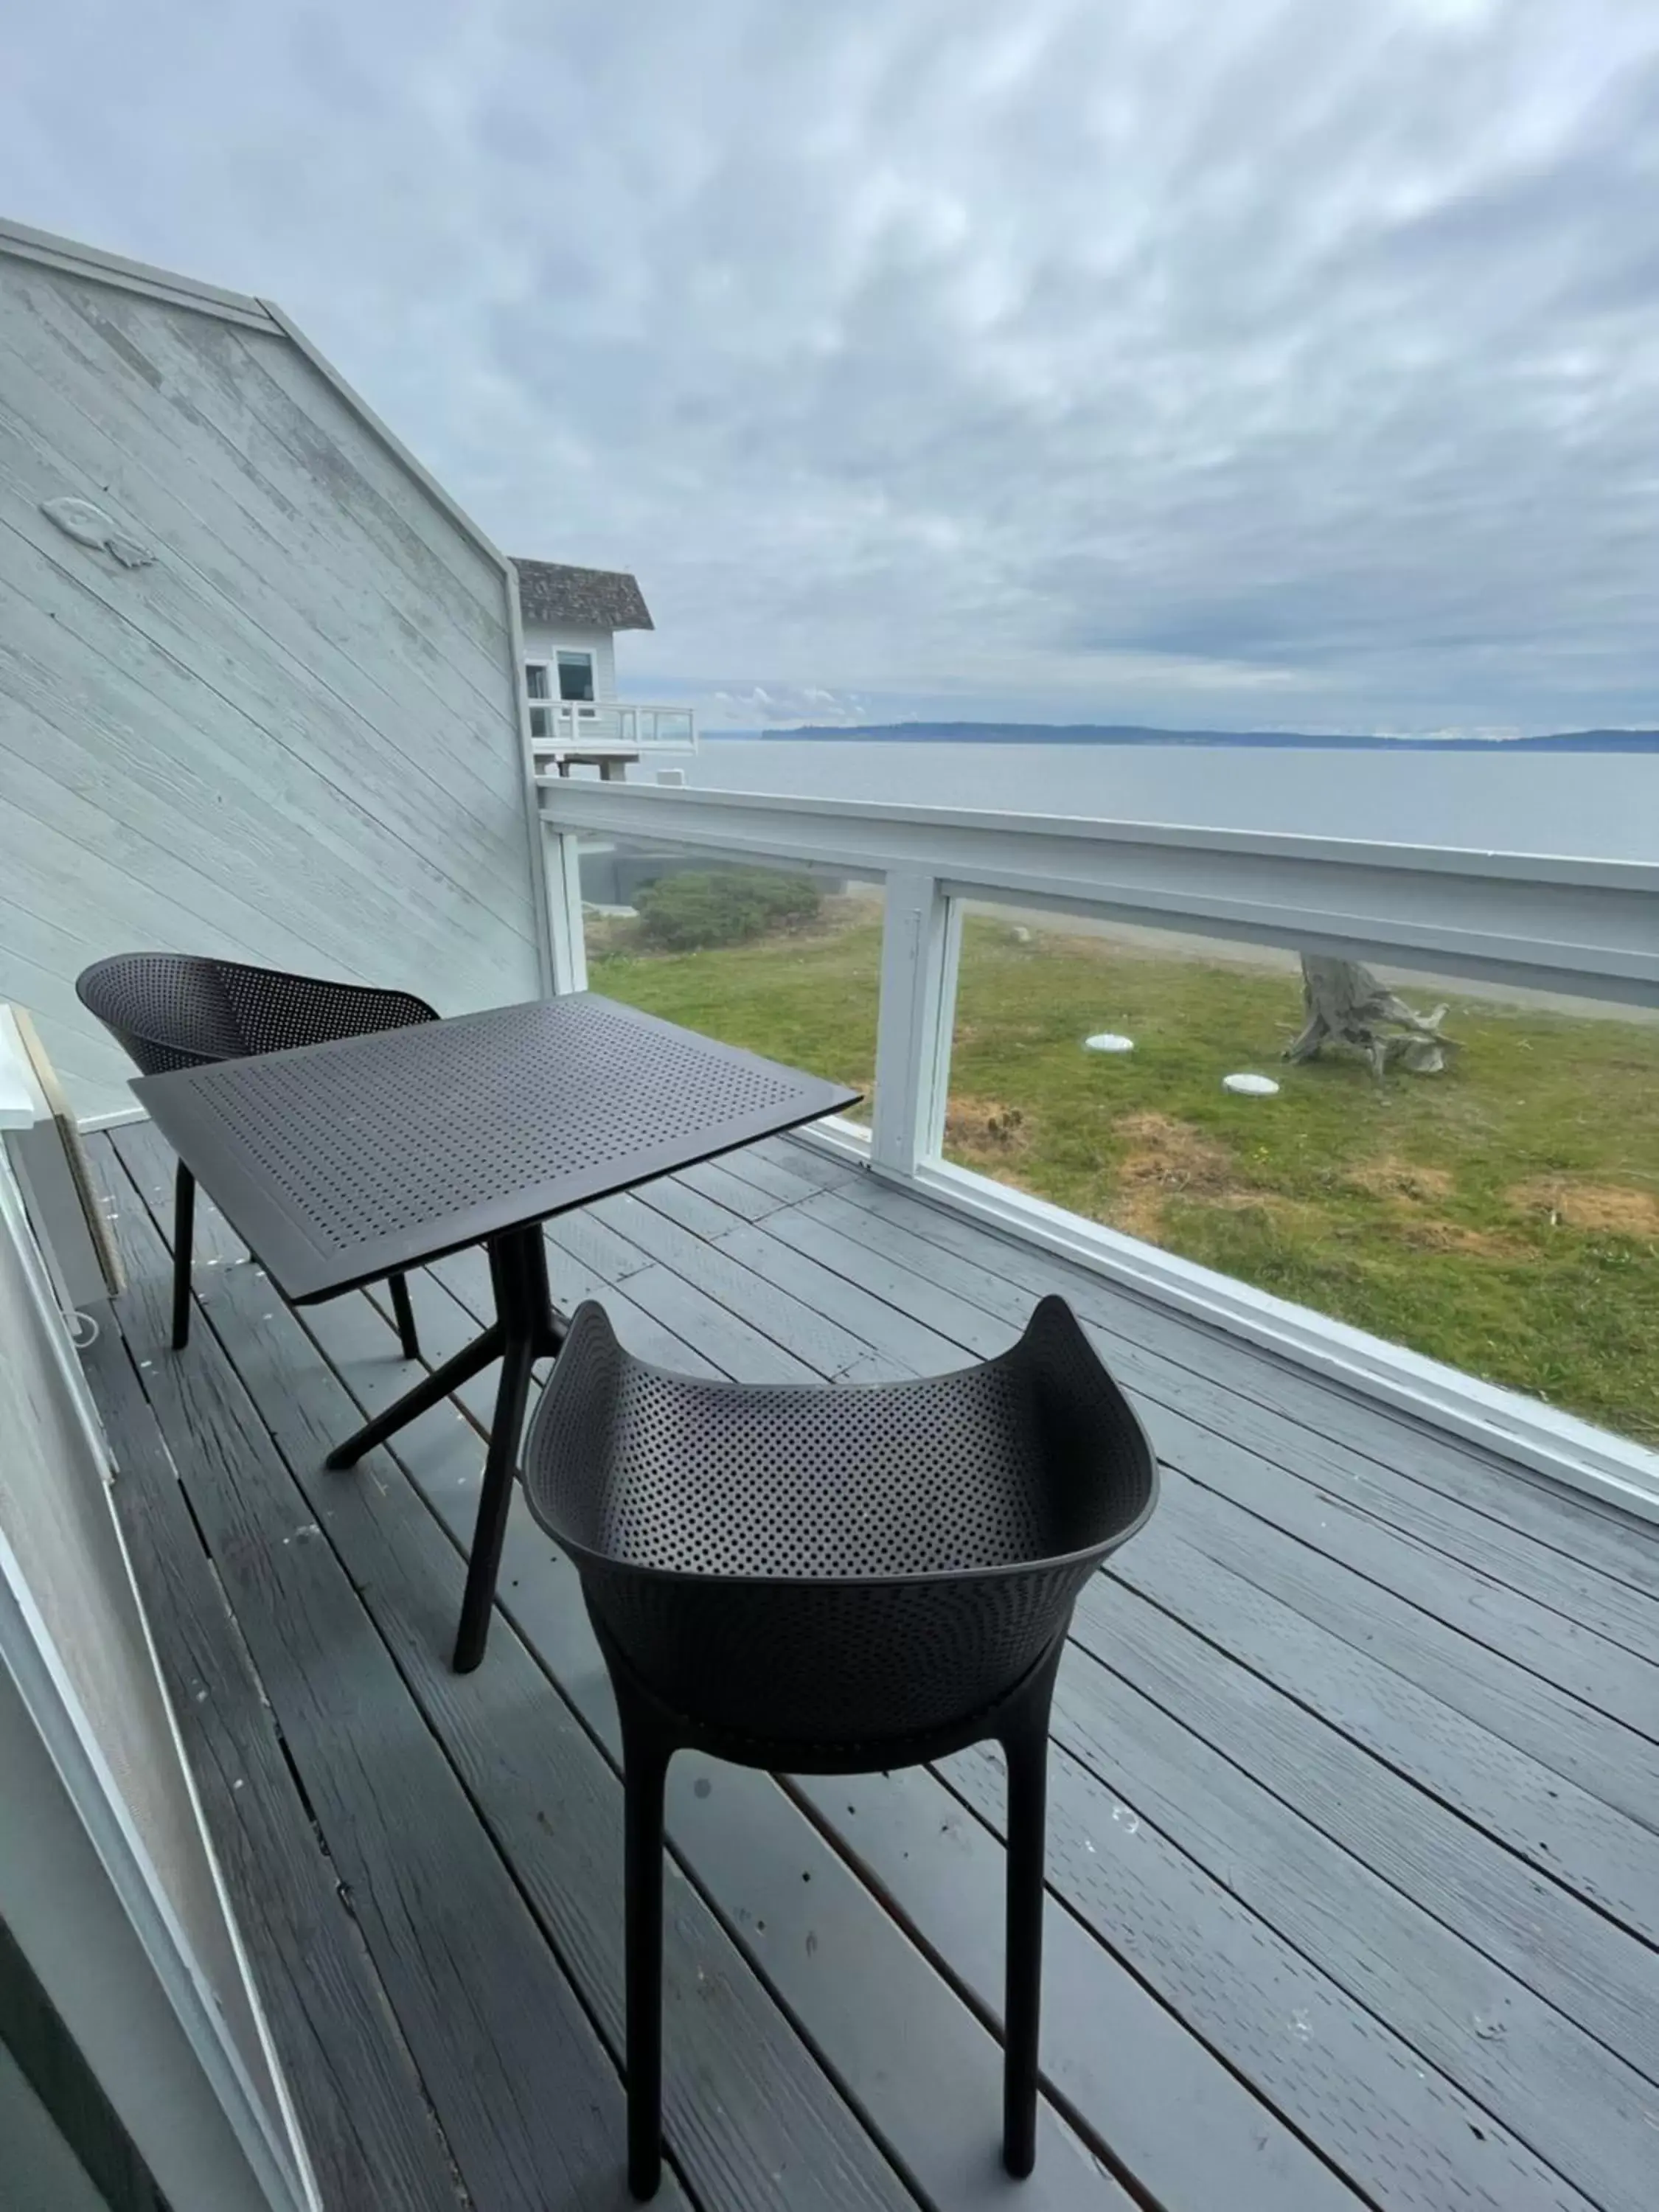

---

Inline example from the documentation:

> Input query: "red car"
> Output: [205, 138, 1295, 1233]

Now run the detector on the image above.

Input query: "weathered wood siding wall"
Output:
[0, 238, 543, 1123]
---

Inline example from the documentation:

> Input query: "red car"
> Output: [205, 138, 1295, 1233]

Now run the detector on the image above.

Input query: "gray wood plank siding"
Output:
[0, 248, 540, 1121]
[81, 1123, 1659, 2212]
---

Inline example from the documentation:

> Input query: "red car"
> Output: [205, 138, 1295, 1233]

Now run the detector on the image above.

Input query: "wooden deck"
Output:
[79, 1119, 1659, 2212]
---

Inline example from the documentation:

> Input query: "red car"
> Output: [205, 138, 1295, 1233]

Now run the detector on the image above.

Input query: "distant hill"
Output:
[704, 723, 1659, 753]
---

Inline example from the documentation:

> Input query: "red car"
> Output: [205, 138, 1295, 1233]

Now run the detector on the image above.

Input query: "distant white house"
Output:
[512, 558, 694, 771]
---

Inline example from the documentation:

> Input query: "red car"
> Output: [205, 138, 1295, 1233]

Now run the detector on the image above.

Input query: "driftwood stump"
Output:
[1284, 956, 1456, 1079]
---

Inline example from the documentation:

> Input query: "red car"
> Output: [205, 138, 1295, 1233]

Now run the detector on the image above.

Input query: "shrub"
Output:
[635, 868, 821, 952]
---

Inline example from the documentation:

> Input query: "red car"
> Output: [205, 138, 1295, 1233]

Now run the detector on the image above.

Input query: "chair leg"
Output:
[171, 1164, 195, 1351]
[1001, 1688, 1056, 2177]
[388, 1271, 422, 1362]
[622, 1711, 671, 2201]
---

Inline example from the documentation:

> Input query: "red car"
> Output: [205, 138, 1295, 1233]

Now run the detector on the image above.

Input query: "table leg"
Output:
[324, 1321, 505, 1470]
[451, 1224, 565, 1673]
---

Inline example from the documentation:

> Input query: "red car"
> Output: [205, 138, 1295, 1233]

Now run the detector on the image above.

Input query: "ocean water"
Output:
[684, 740, 1659, 863]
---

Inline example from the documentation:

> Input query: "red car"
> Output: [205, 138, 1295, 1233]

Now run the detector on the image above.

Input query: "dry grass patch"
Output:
[945, 1099, 1032, 1158]
[1506, 1179, 1659, 1238]
[1105, 1113, 1237, 1242]
[1347, 1157, 1456, 1205]
[1392, 1220, 1532, 1260]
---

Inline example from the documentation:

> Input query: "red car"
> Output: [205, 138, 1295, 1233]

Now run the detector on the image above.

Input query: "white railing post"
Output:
[543, 830, 588, 995]
[870, 869, 956, 1180]
[922, 894, 962, 1161]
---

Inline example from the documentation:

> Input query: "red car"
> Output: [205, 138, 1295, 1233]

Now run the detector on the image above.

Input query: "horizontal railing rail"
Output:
[538, 779, 1659, 1003]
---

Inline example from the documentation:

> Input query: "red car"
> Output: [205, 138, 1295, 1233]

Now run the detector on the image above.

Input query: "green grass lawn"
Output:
[591, 907, 1659, 1444]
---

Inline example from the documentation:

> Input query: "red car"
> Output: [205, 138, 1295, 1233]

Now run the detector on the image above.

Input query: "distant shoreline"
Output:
[703, 723, 1659, 753]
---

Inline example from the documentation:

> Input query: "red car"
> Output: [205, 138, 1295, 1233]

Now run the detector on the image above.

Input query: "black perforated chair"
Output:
[524, 1293, 1158, 2198]
[75, 953, 437, 1353]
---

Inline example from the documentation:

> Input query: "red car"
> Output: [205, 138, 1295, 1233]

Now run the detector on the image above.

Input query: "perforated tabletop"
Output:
[131, 995, 860, 1302]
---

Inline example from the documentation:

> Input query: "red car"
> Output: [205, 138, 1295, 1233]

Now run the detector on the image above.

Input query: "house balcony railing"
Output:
[535, 775, 1659, 1520]
[526, 699, 695, 769]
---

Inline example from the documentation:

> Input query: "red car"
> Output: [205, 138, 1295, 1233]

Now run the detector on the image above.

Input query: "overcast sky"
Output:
[6, 0, 1658, 733]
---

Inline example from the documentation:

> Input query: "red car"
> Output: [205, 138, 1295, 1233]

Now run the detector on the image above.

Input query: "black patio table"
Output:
[132, 993, 860, 1670]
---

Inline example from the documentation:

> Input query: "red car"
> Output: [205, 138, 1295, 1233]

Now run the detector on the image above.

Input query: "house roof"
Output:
[511, 558, 654, 632]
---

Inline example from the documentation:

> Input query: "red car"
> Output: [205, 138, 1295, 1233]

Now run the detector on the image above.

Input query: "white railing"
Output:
[535, 778, 1659, 1512]
[528, 700, 696, 762]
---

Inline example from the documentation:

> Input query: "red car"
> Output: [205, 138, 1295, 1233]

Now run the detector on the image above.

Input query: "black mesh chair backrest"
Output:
[525, 1294, 1158, 1748]
[75, 953, 437, 1079]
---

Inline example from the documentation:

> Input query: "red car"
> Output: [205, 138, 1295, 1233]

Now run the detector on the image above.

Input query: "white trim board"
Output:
[539, 782, 1659, 1004]
[537, 776, 1658, 888]
[0, 1636, 299, 2212]
[790, 1121, 1659, 1523]
[0, 1005, 46, 1130]
[0, 215, 276, 330]
[74, 1104, 150, 1133]
[501, 557, 557, 995]
[257, 302, 508, 571]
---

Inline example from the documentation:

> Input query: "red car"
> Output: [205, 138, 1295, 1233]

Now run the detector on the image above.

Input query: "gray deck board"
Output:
[781, 1766, 1366, 2212]
[298, 1261, 1141, 2206]
[80, 1124, 1659, 2212]
[762, 1203, 1015, 1354]
[827, 1167, 1659, 1616]
[1071, 1577, 1659, 2089]
[712, 1217, 973, 1374]
[756, 1132, 867, 1189]
[1046, 1636, 1651, 2212]
[697, 1142, 825, 1211]
[669, 1155, 782, 1222]
[80, 1325, 465, 2212]
[802, 1174, 1659, 1656]
[88, 1137, 684, 2212]
[1108, 1525, 1659, 1939]
[189, 1238, 922, 2212]
[939, 1733, 1601, 2212]
[1158, 1470, 1659, 1808]
[588, 1190, 883, 1377]
[1153, 1427, 1659, 1741]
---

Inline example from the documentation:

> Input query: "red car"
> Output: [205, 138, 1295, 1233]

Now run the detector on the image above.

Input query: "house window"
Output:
[529, 706, 550, 740]
[557, 650, 595, 703]
[525, 663, 549, 700]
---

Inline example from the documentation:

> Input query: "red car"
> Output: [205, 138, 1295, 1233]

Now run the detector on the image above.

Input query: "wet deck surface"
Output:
[82, 1119, 1659, 2212]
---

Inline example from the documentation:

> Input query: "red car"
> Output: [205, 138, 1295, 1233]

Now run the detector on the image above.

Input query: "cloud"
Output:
[704, 685, 874, 731]
[4, 0, 1658, 731]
